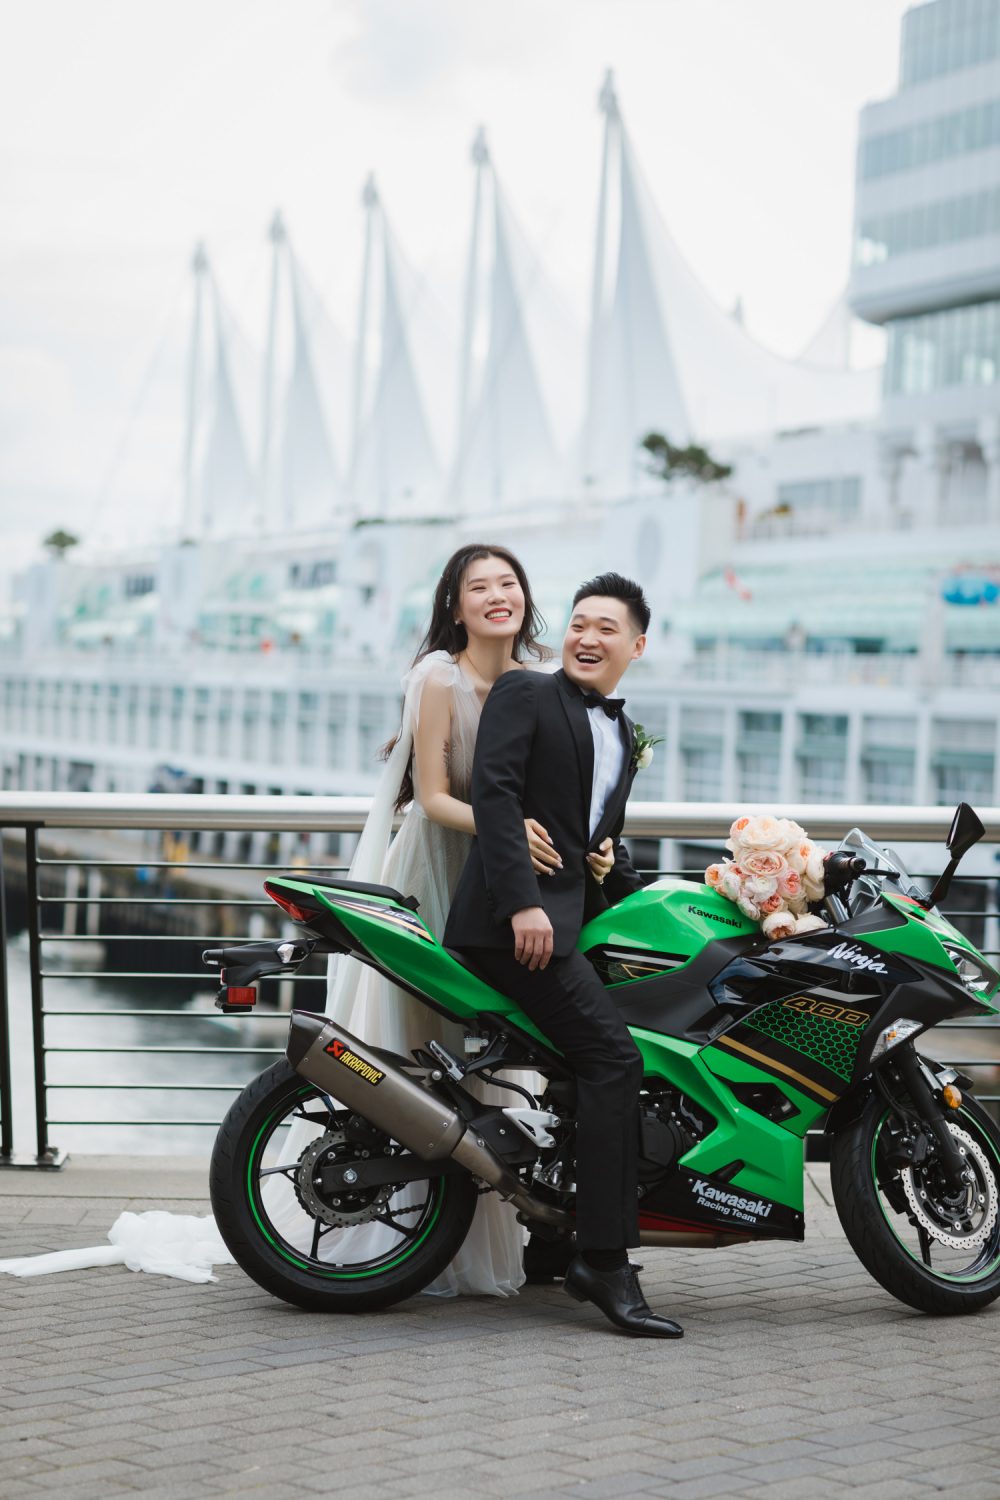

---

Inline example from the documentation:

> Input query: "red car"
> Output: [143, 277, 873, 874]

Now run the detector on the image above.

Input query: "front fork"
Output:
[890, 1045, 967, 1193]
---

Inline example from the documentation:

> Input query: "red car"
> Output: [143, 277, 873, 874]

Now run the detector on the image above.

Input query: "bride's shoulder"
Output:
[402, 650, 465, 701]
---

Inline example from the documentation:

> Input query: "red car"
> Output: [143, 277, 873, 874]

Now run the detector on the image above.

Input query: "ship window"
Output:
[798, 756, 846, 801]
[737, 751, 780, 801]
[682, 746, 722, 801]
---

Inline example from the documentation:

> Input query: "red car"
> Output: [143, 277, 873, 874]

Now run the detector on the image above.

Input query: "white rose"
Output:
[637, 745, 653, 769]
[738, 815, 787, 852]
[793, 914, 828, 935]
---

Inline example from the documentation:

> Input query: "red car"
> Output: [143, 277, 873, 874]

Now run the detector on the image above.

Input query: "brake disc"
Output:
[294, 1129, 394, 1229]
[901, 1123, 998, 1251]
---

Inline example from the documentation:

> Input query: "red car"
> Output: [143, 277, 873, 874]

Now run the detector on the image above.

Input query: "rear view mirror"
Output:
[947, 802, 985, 862]
[922, 803, 985, 910]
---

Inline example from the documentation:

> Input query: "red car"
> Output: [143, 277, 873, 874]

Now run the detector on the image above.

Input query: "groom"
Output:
[444, 572, 683, 1338]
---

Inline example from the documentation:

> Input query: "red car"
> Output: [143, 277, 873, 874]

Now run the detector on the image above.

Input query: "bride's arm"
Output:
[413, 677, 561, 874]
[413, 677, 476, 835]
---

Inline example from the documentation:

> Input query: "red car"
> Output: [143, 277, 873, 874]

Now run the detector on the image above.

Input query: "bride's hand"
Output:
[525, 818, 562, 876]
[587, 837, 615, 885]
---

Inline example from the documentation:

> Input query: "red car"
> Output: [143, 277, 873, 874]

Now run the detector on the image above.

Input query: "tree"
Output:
[43, 528, 80, 557]
[641, 432, 733, 488]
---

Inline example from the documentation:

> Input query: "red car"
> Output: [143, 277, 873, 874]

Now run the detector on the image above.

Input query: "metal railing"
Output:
[0, 794, 997, 1168]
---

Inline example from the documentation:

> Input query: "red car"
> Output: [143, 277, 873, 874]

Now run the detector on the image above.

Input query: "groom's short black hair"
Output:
[573, 572, 650, 635]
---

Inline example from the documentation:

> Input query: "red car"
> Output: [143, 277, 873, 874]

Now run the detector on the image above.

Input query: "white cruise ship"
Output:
[1, 1, 998, 877]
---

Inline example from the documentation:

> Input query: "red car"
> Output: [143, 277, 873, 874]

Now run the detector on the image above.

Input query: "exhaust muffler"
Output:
[286, 1011, 569, 1230]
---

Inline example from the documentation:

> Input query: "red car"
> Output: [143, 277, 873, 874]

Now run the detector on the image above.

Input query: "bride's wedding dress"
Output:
[0, 651, 526, 1295]
[268, 650, 526, 1297]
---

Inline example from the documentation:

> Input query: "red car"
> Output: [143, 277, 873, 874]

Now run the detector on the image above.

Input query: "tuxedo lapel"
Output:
[554, 670, 595, 829]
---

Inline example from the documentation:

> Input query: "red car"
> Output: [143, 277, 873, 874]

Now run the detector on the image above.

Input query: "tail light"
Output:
[264, 882, 317, 924]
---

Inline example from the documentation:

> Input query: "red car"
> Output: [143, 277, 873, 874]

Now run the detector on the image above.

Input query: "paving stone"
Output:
[1, 1179, 999, 1500]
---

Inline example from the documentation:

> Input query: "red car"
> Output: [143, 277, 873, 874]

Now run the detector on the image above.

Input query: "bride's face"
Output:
[454, 555, 526, 645]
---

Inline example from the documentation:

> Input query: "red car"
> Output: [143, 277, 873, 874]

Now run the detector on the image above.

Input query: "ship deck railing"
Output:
[0, 794, 997, 1168]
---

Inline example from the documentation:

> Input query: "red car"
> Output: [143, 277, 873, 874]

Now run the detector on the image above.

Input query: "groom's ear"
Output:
[630, 632, 647, 663]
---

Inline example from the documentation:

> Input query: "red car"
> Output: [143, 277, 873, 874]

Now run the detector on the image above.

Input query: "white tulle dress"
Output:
[291, 650, 526, 1297]
[0, 652, 526, 1294]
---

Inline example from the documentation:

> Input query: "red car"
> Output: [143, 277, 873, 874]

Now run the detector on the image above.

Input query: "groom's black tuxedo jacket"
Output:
[443, 668, 644, 958]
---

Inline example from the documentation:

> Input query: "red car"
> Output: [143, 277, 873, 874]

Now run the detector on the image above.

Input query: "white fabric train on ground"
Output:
[0, 1211, 235, 1284]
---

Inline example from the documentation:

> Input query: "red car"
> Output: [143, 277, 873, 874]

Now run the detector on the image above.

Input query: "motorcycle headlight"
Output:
[942, 944, 1000, 995]
[870, 1017, 922, 1060]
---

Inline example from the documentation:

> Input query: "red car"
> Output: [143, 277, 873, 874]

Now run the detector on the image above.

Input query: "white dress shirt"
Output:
[587, 694, 627, 839]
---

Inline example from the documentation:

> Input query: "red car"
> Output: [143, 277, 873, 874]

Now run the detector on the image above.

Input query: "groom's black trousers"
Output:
[460, 947, 642, 1251]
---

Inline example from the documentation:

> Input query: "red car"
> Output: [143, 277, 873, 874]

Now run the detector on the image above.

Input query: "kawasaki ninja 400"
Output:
[207, 803, 1000, 1316]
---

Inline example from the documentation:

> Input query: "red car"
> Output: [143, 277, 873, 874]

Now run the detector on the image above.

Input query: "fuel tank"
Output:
[579, 878, 756, 976]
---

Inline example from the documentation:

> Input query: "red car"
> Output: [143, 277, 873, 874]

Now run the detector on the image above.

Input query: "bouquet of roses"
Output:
[705, 814, 830, 941]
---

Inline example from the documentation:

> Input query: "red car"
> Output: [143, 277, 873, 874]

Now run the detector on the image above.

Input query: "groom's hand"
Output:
[511, 907, 554, 970]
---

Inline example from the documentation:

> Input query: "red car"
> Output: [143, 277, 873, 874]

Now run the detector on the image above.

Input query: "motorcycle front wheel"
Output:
[210, 1060, 478, 1312]
[831, 1087, 1000, 1315]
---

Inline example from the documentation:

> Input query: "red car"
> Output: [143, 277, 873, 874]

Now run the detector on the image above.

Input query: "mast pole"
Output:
[259, 210, 285, 528]
[453, 126, 489, 511]
[583, 70, 617, 486]
[350, 173, 379, 501]
[181, 241, 208, 537]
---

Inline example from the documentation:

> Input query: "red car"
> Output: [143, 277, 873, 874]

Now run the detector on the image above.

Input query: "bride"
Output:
[321, 543, 614, 1297]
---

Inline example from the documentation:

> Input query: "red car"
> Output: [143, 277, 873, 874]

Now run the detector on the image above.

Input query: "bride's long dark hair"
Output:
[386, 543, 549, 810]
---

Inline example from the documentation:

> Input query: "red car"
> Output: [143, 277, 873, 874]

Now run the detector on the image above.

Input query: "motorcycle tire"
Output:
[831, 1086, 1000, 1315]
[211, 1059, 479, 1312]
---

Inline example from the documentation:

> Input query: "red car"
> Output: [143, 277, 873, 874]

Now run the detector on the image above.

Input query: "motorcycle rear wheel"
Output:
[211, 1059, 479, 1312]
[831, 1088, 1000, 1315]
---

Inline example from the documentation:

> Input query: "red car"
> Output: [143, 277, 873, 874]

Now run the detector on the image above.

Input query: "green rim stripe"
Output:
[245, 1088, 445, 1279]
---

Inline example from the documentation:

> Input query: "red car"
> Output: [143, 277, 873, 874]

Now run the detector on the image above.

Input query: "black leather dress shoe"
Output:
[564, 1255, 683, 1338]
[523, 1234, 575, 1284]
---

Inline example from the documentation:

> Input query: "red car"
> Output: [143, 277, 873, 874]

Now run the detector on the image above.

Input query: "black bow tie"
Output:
[582, 691, 625, 721]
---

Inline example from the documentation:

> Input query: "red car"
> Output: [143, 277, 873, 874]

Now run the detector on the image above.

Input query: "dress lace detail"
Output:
[265, 651, 526, 1297]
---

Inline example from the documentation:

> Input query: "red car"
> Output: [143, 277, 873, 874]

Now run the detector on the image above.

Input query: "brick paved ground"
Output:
[1, 1159, 998, 1500]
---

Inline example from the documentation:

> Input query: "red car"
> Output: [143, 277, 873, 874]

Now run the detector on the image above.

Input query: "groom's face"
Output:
[562, 596, 646, 696]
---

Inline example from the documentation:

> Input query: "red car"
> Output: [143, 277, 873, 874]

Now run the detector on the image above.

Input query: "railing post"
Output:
[0, 831, 13, 1161]
[25, 826, 64, 1167]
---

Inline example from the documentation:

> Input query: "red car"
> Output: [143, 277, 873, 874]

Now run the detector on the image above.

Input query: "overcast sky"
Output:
[1, 0, 913, 566]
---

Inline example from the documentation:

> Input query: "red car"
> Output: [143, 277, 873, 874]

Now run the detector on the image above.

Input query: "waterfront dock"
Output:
[2, 1160, 998, 1500]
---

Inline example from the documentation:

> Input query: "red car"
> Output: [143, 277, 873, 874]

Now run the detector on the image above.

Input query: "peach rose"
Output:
[778, 868, 802, 899]
[759, 893, 783, 914]
[705, 863, 724, 889]
[762, 910, 797, 940]
[742, 849, 787, 880]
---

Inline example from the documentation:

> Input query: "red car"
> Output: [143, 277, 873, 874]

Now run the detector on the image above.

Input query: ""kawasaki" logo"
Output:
[691, 1179, 772, 1220]
[688, 905, 744, 929]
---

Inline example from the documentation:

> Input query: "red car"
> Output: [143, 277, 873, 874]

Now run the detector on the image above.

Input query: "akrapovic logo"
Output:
[691, 1179, 772, 1224]
[325, 1037, 385, 1087]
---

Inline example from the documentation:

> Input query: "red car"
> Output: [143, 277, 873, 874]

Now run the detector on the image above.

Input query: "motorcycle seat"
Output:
[286, 875, 420, 911]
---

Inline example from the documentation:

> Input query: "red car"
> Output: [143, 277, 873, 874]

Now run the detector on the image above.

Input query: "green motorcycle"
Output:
[207, 803, 1000, 1316]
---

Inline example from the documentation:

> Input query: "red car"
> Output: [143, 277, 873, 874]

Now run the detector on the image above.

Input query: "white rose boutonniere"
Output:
[631, 724, 662, 774]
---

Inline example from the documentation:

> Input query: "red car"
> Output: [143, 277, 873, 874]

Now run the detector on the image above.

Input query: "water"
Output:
[5, 938, 290, 1157]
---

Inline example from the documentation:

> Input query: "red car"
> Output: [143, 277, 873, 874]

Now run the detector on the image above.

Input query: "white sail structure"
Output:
[582, 71, 880, 494]
[349, 175, 441, 518]
[276, 247, 341, 530]
[197, 268, 258, 538]
[450, 129, 559, 512]
[256, 214, 342, 532]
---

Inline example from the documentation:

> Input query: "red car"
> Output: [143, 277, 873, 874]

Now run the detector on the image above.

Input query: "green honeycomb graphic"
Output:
[743, 1001, 861, 1082]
